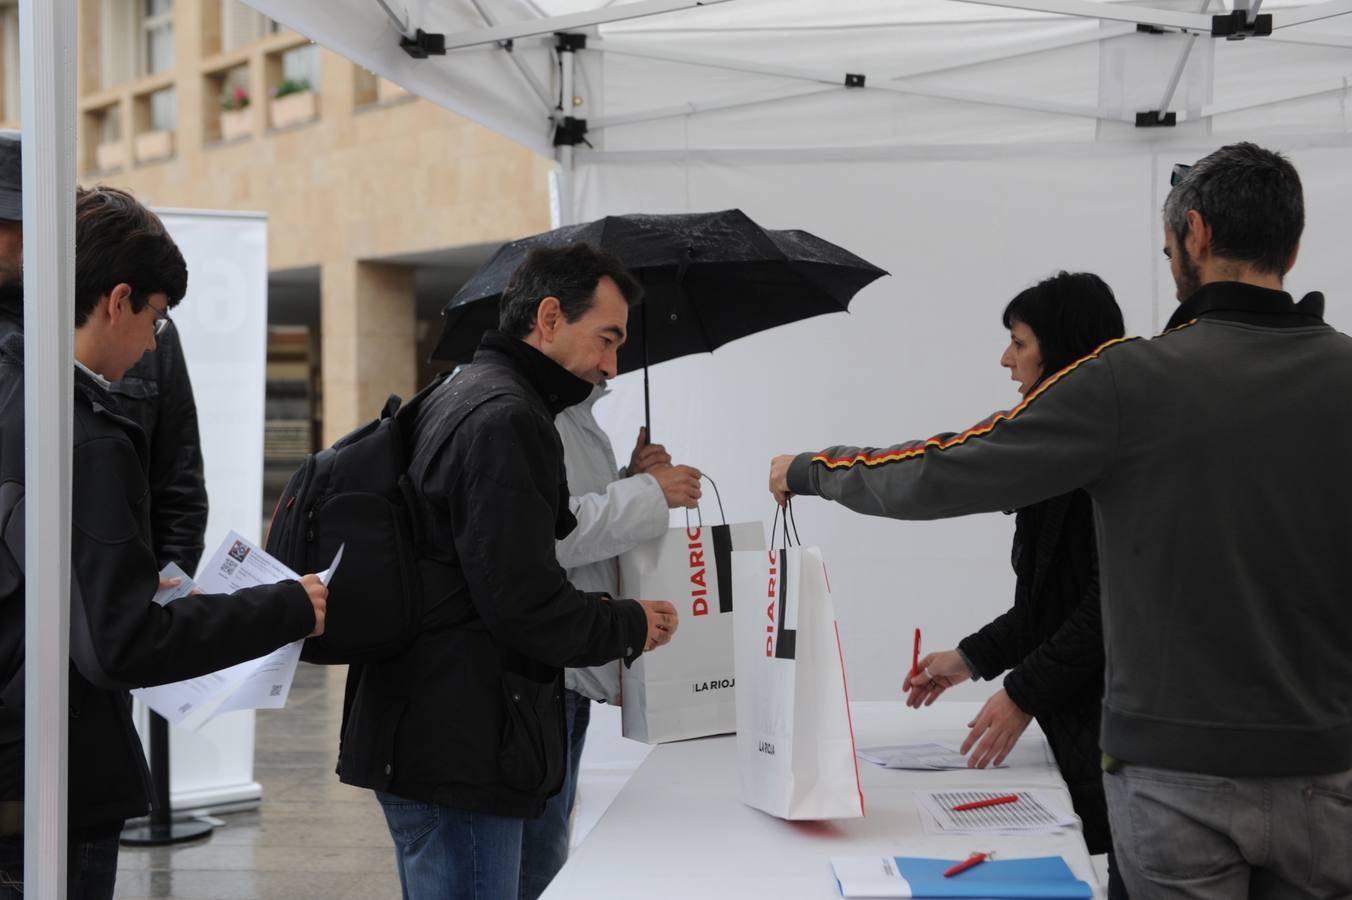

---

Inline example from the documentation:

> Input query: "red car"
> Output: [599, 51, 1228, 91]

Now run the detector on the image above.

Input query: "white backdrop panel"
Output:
[158, 209, 269, 564]
[135, 209, 270, 811]
[575, 142, 1352, 702]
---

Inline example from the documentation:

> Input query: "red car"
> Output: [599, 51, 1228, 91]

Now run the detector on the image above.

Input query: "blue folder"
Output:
[836, 855, 1093, 898]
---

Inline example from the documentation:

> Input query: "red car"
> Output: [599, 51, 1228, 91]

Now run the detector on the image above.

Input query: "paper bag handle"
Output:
[682, 473, 727, 530]
[768, 498, 802, 550]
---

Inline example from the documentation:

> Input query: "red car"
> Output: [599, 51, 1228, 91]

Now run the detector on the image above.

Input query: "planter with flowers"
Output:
[220, 85, 252, 141]
[269, 78, 317, 129]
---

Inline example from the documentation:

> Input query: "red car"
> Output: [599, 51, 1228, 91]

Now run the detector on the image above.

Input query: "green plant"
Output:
[220, 84, 250, 112]
[273, 78, 312, 100]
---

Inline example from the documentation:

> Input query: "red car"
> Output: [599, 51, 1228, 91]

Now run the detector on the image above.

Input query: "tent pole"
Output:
[20, 0, 76, 897]
[553, 39, 578, 228]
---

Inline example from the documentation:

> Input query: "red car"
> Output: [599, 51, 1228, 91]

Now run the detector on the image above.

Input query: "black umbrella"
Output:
[431, 209, 888, 432]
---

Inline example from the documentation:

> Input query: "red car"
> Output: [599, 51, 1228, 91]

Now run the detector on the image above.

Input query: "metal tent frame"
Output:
[260, 0, 1352, 223]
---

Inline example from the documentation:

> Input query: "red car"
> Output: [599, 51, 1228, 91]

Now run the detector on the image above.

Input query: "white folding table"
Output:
[544, 700, 1103, 899]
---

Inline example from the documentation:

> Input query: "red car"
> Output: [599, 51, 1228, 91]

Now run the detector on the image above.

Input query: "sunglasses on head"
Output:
[1170, 163, 1193, 187]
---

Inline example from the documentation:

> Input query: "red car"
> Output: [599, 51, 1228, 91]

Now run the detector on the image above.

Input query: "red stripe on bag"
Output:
[834, 618, 865, 815]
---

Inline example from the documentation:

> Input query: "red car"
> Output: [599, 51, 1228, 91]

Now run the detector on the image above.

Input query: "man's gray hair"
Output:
[1163, 142, 1303, 276]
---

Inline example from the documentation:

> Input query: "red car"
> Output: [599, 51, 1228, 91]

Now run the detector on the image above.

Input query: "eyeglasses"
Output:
[147, 303, 171, 336]
[1170, 163, 1193, 187]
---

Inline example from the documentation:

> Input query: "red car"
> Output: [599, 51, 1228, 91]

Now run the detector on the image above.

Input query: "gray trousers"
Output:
[1103, 764, 1352, 899]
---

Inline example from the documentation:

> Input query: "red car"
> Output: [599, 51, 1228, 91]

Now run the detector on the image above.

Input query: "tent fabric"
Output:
[245, 0, 1352, 157]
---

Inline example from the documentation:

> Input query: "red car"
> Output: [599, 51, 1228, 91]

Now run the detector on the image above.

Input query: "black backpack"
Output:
[265, 373, 449, 665]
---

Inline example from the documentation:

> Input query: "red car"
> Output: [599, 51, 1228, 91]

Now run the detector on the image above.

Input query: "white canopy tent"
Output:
[243, 0, 1352, 699]
[16, 1, 1347, 895]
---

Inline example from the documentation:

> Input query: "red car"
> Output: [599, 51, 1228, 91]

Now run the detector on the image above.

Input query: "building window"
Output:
[100, 0, 175, 87]
[282, 44, 318, 88]
[148, 85, 176, 131]
[221, 0, 277, 52]
[143, 0, 174, 75]
[101, 104, 123, 144]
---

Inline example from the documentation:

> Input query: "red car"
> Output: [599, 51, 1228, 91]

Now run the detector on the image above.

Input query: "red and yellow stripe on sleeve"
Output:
[811, 335, 1138, 470]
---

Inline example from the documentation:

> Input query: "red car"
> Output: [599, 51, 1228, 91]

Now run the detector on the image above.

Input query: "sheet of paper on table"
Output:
[131, 533, 342, 730]
[915, 788, 1077, 836]
[857, 743, 1006, 770]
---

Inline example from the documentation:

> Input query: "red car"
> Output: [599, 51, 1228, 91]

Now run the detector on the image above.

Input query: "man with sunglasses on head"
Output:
[0, 185, 330, 899]
[770, 142, 1352, 898]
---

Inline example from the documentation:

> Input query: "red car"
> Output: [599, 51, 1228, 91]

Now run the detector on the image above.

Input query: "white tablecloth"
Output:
[543, 700, 1102, 899]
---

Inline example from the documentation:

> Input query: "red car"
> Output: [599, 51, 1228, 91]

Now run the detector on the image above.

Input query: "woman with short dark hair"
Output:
[905, 271, 1128, 899]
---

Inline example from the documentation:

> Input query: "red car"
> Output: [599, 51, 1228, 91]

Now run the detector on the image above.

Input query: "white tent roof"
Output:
[248, 0, 1352, 159]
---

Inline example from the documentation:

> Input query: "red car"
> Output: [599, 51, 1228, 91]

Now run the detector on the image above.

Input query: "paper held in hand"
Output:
[132, 532, 342, 731]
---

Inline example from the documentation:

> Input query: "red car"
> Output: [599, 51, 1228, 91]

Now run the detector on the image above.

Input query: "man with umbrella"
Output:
[338, 243, 681, 900]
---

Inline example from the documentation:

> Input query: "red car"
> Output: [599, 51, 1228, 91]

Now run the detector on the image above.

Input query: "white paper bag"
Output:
[731, 545, 864, 819]
[619, 520, 765, 743]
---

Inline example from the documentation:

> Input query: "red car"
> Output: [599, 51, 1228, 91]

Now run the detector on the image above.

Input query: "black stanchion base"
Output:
[119, 818, 215, 847]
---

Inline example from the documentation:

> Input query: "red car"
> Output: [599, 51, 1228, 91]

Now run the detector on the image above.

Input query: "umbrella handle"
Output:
[642, 300, 651, 438]
[643, 361, 651, 440]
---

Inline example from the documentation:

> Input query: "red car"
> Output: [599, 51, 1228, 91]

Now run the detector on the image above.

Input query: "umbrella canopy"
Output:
[431, 209, 888, 373]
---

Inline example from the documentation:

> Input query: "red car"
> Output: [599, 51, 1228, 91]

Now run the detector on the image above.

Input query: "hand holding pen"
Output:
[904, 648, 972, 708]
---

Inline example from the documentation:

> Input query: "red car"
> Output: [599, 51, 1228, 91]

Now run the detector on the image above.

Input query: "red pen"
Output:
[951, 793, 1019, 812]
[907, 627, 921, 689]
[943, 852, 990, 877]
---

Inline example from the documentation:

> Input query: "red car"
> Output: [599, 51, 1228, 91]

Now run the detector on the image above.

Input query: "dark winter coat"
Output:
[0, 333, 314, 834]
[958, 489, 1113, 854]
[336, 333, 648, 818]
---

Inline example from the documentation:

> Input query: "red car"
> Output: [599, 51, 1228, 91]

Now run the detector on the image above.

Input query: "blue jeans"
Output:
[1103, 764, 1352, 899]
[0, 828, 121, 900]
[377, 792, 525, 900]
[518, 688, 591, 900]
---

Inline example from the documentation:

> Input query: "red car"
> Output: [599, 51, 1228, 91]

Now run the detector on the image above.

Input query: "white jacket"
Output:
[556, 383, 669, 702]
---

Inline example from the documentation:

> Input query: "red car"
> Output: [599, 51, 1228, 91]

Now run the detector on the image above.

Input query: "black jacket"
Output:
[108, 321, 209, 573]
[0, 334, 315, 833]
[958, 489, 1112, 854]
[337, 334, 648, 818]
